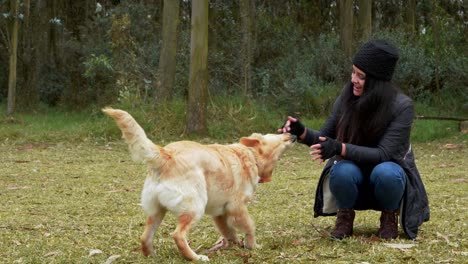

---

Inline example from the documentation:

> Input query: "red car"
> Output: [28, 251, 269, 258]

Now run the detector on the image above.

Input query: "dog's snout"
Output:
[289, 134, 297, 142]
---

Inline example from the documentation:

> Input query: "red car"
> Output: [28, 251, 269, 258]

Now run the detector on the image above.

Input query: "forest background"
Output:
[0, 1, 467, 262]
[0, 0, 466, 138]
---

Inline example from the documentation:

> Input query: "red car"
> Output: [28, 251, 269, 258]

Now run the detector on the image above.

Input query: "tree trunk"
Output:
[239, 0, 254, 98]
[155, 0, 180, 103]
[61, 0, 89, 107]
[431, 0, 441, 108]
[48, 0, 60, 66]
[404, 0, 416, 35]
[357, 0, 372, 42]
[7, 0, 20, 116]
[339, 0, 354, 58]
[186, 0, 208, 135]
[18, 0, 40, 108]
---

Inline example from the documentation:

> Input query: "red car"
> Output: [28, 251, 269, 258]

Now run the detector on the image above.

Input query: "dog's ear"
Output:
[240, 137, 260, 148]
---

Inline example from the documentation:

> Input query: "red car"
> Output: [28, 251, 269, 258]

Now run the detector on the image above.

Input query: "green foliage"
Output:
[0, 104, 104, 143]
[1, 98, 466, 145]
[105, 9, 162, 108]
[38, 64, 67, 107]
[84, 54, 114, 80]
[255, 33, 347, 116]
[83, 54, 116, 105]
[411, 119, 462, 142]
[2, 1, 466, 119]
[371, 30, 467, 114]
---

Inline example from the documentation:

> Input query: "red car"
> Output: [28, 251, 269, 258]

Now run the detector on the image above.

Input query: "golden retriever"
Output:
[102, 108, 295, 261]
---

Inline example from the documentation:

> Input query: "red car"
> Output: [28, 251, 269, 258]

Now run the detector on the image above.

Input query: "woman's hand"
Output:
[278, 116, 306, 139]
[310, 136, 344, 163]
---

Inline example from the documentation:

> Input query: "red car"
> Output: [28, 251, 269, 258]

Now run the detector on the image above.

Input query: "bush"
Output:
[254, 32, 346, 116]
[84, 54, 116, 105]
[373, 30, 466, 114]
[38, 64, 67, 107]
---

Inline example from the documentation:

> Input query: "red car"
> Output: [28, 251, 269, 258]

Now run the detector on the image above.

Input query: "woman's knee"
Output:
[330, 160, 363, 185]
[370, 162, 406, 187]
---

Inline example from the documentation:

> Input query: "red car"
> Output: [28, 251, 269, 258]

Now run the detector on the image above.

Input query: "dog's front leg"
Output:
[229, 207, 257, 249]
[141, 209, 167, 256]
[213, 214, 240, 248]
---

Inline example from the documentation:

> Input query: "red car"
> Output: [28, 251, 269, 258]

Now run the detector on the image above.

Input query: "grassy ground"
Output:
[0, 136, 466, 263]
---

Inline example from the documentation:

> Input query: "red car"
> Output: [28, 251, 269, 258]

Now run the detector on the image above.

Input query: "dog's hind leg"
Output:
[172, 212, 209, 262]
[141, 208, 167, 256]
[213, 214, 240, 248]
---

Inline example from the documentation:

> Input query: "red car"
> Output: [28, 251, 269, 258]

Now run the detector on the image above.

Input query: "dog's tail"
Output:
[102, 107, 160, 163]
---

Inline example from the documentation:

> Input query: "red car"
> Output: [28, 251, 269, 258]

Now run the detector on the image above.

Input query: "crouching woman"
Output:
[280, 39, 430, 239]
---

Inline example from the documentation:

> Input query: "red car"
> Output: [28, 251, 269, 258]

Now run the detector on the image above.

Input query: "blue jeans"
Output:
[329, 160, 406, 210]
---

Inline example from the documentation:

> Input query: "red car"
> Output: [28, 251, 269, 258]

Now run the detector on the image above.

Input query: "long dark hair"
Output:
[336, 76, 398, 146]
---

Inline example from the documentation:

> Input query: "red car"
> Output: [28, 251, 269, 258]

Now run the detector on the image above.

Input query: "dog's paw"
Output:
[243, 240, 263, 250]
[196, 254, 210, 262]
[243, 241, 258, 250]
[141, 243, 153, 256]
[243, 236, 258, 250]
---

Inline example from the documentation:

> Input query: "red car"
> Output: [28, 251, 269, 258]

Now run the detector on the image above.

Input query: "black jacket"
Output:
[300, 92, 430, 239]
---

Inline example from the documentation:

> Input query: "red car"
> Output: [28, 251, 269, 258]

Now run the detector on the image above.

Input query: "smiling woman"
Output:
[351, 65, 366, 96]
[279, 39, 430, 241]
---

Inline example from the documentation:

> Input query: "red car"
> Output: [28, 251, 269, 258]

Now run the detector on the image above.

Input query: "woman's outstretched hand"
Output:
[278, 116, 306, 139]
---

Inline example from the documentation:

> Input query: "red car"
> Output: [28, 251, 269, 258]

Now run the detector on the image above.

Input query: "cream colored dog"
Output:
[103, 108, 295, 261]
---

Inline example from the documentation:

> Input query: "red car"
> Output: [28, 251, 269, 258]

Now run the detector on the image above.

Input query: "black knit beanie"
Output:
[352, 39, 399, 81]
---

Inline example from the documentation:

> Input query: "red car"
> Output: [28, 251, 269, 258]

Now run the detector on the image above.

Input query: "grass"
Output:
[0, 101, 467, 263]
[0, 139, 466, 263]
[0, 99, 466, 144]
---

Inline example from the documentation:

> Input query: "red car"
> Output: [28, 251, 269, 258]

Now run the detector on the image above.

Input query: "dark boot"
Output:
[378, 210, 398, 239]
[331, 209, 355, 239]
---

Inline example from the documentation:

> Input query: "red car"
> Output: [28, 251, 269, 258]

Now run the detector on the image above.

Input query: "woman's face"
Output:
[351, 65, 366, 96]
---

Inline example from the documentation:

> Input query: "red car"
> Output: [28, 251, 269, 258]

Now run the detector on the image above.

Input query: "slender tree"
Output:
[431, 0, 441, 108]
[155, 0, 180, 103]
[239, 0, 254, 98]
[48, 0, 60, 66]
[18, 0, 40, 107]
[61, 0, 90, 107]
[357, 0, 372, 42]
[404, 0, 416, 35]
[339, 0, 353, 58]
[186, 0, 208, 135]
[7, 0, 20, 116]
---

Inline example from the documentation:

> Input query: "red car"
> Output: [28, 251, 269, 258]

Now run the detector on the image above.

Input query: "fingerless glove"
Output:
[320, 137, 342, 160]
[282, 118, 305, 137]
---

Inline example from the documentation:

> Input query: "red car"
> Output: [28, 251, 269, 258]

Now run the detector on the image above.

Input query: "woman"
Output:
[279, 39, 429, 240]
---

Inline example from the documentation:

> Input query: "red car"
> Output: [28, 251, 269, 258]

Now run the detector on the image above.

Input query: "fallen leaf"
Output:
[436, 232, 450, 243]
[292, 238, 306, 246]
[208, 237, 225, 252]
[443, 144, 461, 150]
[44, 251, 61, 257]
[437, 164, 455, 168]
[382, 243, 417, 249]
[89, 249, 103, 256]
[106, 187, 139, 193]
[451, 250, 468, 256]
[105, 255, 121, 264]
[34, 224, 44, 229]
